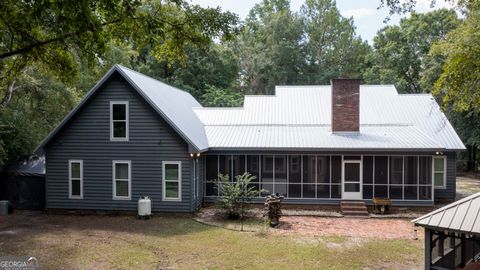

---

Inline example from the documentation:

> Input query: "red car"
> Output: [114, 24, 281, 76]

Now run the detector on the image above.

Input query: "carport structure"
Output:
[413, 192, 480, 270]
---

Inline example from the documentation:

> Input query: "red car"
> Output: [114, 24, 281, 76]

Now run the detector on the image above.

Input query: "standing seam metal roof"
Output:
[194, 85, 465, 150]
[412, 192, 480, 236]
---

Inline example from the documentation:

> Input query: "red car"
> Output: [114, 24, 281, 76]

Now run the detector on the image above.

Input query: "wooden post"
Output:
[425, 228, 431, 270]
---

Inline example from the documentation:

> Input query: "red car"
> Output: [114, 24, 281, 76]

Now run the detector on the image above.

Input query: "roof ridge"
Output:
[115, 65, 194, 96]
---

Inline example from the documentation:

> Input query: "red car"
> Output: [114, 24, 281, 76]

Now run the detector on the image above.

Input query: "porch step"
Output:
[341, 201, 369, 217]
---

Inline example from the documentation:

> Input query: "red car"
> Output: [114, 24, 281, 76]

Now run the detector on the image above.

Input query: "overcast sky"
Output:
[188, 0, 456, 43]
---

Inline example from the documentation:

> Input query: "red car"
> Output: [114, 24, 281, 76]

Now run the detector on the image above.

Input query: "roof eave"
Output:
[206, 147, 447, 152]
[412, 224, 480, 238]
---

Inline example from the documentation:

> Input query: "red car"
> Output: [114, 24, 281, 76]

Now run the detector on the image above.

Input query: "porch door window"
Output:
[344, 162, 361, 192]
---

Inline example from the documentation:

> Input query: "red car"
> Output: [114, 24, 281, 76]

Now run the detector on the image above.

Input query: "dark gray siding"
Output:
[45, 73, 193, 212]
[192, 157, 203, 210]
[434, 151, 457, 201]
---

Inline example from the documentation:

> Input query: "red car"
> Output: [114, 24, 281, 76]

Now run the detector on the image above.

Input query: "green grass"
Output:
[323, 235, 348, 244]
[0, 215, 423, 270]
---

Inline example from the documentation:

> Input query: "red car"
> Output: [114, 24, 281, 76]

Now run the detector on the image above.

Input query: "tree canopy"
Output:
[363, 9, 460, 93]
[1, 0, 479, 170]
[0, 0, 239, 163]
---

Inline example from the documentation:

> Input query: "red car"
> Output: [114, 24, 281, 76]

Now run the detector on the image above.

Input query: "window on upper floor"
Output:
[69, 160, 83, 199]
[110, 101, 129, 141]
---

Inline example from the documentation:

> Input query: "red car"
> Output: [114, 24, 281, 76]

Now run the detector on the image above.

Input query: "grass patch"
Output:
[0, 214, 423, 269]
[323, 235, 349, 244]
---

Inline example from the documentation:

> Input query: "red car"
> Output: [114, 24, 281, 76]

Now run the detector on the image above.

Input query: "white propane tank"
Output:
[138, 196, 152, 218]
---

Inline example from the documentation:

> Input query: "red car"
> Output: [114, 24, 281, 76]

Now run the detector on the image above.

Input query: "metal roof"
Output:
[117, 66, 208, 151]
[412, 192, 480, 236]
[194, 85, 465, 150]
[204, 125, 443, 150]
[36, 67, 464, 153]
[35, 65, 208, 152]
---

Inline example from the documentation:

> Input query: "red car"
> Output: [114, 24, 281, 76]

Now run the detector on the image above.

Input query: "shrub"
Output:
[216, 172, 262, 219]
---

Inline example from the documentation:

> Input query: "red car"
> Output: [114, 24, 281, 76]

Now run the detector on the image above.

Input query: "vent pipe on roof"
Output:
[331, 78, 360, 133]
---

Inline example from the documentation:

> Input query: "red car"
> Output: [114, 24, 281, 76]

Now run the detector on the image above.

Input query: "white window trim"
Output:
[162, 161, 182, 201]
[69, 160, 83, 199]
[433, 156, 447, 189]
[112, 160, 132, 200]
[110, 101, 129, 141]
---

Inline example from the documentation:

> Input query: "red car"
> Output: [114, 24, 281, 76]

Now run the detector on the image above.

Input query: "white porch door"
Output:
[342, 161, 362, 200]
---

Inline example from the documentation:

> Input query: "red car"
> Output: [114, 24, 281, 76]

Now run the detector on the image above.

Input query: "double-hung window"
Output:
[110, 101, 129, 141]
[113, 161, 131, 200]
[433, 156, 446, 189]
[163, 161, 181, 201]
[69, 160, 83, 199]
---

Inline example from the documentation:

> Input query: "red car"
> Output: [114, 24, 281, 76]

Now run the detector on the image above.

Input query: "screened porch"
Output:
[203, 154, 447, 202]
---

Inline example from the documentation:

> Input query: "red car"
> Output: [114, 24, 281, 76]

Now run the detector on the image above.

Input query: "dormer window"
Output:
[110, 101, 129, 141]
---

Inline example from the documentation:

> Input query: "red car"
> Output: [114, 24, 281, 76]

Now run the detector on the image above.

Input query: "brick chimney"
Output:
[331, 78, 360, 133]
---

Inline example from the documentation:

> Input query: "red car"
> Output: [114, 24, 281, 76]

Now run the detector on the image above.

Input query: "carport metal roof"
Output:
[412, 192, 480, 236]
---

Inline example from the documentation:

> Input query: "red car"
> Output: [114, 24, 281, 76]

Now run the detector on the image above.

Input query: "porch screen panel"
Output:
[375, 156, 388, 184]
[247, 155, 260, 195]
[363, 156, 373, 184]
[205, 155, 218, 196]
[219, 155, 231, 180]
[232, 155, 245, 180]
[274, 156, 287, 196]
[390, 156, 403, 184]
[317, 156, 330, 198]
[419, 156, 432, 200]
[331, 156, 342, 198]
[405, 156, 418, 184]
[331, 185, 341, 199]
[316, 156, 330, 183]
[331, 156, 342, 183]
[419, 185, 432, 200]
[419, 156, 432, 184]
[389, 156, 403, 199]
[404, 156, 418, 200]
[374, 156, 388, 198]
[288, 155, 301, 198]
[261, 156, 274, 195]
[363, 156, 374, 199]
[303, 156, 316, 198]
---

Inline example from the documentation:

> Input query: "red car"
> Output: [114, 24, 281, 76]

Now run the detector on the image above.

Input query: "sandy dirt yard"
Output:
[276, 216, 421, 239]
[1, 174, 478, 269]
[457, 174, 480, 199]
